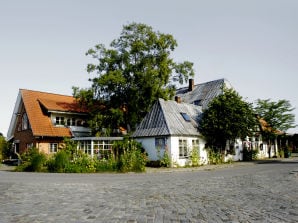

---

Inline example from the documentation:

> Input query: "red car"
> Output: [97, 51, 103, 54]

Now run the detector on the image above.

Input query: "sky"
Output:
[1, 0, 297, 137]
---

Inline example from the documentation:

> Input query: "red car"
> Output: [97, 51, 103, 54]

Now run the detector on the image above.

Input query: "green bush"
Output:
[68, 154, 96, 173]
[207, 148, 223, 164]
[190, 147, 200, 167]
[243, 148, 258, 161]
[95, 157, 117, 172]
[113, 139, 147, 172]
[16, 138, 147, 173]
[15, 147, 47, 172]
[47, 150, 70, 173]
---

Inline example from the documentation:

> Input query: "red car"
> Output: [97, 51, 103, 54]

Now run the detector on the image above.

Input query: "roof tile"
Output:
[21, 89, 86, 137]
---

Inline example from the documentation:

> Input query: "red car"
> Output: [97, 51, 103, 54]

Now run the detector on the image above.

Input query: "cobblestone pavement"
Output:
[0, 157, 298, 223]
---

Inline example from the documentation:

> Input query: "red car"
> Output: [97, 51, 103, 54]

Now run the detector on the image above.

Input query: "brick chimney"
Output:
[188, 79, 194, 91]
[175, 96, 181, 103]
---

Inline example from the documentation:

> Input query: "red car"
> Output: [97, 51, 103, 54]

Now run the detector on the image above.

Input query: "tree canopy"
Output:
[254, 99, 296, 133]
[198, 87, 256, 150]
[0, 134, 9, 160]
[74, 22, 194, 135]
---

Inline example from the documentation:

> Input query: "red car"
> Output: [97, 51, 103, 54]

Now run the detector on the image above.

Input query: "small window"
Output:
[55, 117, 65, 125]
[194, 100, 202, 106]
[49, 143, 58, 153]
[155, 138, 166, 154]
[26, 143, 33, 149]
[22, 113, 29, 130]
[192, 139, 199, 150]
[181, 112, 191, 122]
[66, 118, 76, 126]
[179, 139, 188, 158]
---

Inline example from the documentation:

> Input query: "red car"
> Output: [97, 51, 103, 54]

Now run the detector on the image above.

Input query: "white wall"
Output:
[136, 136, 271, 167]
[136, 136, 207, 167]
[168, 136, 207, 167]
[135, 137, 159, 161]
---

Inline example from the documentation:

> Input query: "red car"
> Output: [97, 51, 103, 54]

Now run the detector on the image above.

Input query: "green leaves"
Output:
[75, 22, 194, 134]
[255, 99, 296, 133]
[199, 88, 256, 149]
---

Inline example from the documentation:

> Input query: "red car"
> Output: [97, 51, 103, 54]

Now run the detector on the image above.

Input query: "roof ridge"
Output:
[20, 89, 74, 98]
[176, 78, 226, 91]
[158, 98, 171, 135]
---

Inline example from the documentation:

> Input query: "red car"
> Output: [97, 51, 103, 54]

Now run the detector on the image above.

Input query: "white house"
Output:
[132, 78, 273, 167]
[176, 78, 273, 160]
[132, 98, 208, 167]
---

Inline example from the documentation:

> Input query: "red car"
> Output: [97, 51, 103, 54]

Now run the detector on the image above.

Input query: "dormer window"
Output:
[194, 100, 202, 106]
[181, 112, 191, 122]
[55, 117, 65, 125]
[66, 118, 76, 126]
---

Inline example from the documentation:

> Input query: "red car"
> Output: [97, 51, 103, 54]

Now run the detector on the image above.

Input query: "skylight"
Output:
[181, 112, 191, 122]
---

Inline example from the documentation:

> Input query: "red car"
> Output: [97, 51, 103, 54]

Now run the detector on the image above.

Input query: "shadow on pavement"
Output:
[254, 159, 298, 165]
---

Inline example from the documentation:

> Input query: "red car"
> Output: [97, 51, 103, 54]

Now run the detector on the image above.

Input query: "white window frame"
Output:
[66, 118, 76, 126]
[22, 113, 29, 130]
[179, 139, 188, 158]
[49, 143, 58, 153]
[55, 117, 65, 126]
[192, 139, 199, 150]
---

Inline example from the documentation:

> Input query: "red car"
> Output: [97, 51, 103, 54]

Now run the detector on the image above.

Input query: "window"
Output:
[66, 118, 76, 126]
[181, 113, 191, 122]
[26, 143, 33, 149]
[155, 138, 166, 157]
[94, 140, 112, 159]
[22, 113, 29, 130]
[49, 143, 58, 153]
[193, 100, 202, 106]
[78, 141, 92, 155]
[179, 139, 188, 158]
[55, 117, 65, 125]
[155, 138, 166, 149]
[76, 119, 84, 126]
[192, 139, 199, 150]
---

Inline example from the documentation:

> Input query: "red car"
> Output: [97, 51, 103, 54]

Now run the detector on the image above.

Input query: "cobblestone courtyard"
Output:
[0, 158, 298, 223]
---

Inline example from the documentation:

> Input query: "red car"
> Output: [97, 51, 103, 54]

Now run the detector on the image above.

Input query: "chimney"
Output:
[188, 79, 194, 91]
[175, 96, 181, 103]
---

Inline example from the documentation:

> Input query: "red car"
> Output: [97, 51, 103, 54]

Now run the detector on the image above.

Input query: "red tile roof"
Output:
[21, 89, 87, 137]
[259, 118, 283, 135]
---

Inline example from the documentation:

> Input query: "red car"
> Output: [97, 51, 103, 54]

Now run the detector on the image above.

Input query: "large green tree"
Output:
[254, 99, 296, 156]
[74, 22, 194, 135]
[0, 133, 10, 160]
[198, 88, 257, 150]
[254, 99, 296, 133]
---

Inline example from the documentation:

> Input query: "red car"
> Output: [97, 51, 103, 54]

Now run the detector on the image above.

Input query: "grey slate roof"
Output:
[175, 78, 232, 110]
[132, 98, 202, 138]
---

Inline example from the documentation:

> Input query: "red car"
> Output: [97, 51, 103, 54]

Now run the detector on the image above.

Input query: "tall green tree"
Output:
[74, 22, 194, 135]
[254, 99, 296, 133]
[254, 99, 296, 157]
[198, 88, 256, 151]
[0, 133, 10, 160]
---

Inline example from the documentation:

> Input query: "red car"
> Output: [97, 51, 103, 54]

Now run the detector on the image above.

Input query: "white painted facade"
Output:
[135, 136, 208, 167]
[136, 135, 272, 167]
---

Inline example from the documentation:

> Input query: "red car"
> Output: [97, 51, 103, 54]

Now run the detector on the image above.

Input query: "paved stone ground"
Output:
[0, 157, 298, 223]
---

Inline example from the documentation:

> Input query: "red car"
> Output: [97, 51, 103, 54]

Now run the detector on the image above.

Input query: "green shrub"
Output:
[95, 157, 117, 172]
[242, 148, 258, 161]
[68, 154, 96, 173]
[16, 138, 148, 173]
[207, 148, 223, 164]
[113, 139, 147, 172]
[47, 150, 70, 173]
[252, 149, 259, 160]
[15, 147, 47, 172]
[190, 147, 200, 167]
[30, 152, 47, 172]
